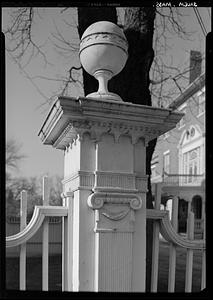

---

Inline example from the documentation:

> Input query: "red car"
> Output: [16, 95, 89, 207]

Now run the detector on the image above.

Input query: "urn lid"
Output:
[80, 21, 128, 54]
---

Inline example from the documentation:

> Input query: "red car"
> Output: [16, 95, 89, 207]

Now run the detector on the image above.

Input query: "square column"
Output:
[38, 96, 183, 292]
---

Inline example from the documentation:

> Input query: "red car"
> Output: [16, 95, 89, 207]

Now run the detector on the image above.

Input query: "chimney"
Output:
[189, 50, 202, 84]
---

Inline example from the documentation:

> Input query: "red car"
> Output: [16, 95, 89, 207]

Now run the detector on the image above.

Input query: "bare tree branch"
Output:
[5, 8, 51, 67]
[6, 139, 26, 171]
[7, 50, 50, 101]
[51, 18, 79, 53]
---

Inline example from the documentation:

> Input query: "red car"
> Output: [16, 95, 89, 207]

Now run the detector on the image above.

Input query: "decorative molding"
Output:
[52, 119, 172, 150]
[146, 209, 205, 250]
[61, 191, 74, 206]
[6, 206, 68, 248]
[80, 32, 128, 55]
[135, 174, 148, 192]
[80, 172, 95, 187]
[53, 123, 75, 148]
[89, 196, 105, 210]
[88, 192, 143, 211]
[93, 203, 135, 234]
[101, 207, 130, 221]
[93, 187, 139, 193]
[62, 171, 148, 193]
[61, 191, 74, 198]
[94, 171, 148, 193]
[62, 171, 95, 191]
[130, 197, 143, 210]
[39, 96, 183, 149]
[95, 171, 136, 190]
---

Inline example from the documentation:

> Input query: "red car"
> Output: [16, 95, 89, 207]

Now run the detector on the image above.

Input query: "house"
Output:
[151, 51, 205, 237]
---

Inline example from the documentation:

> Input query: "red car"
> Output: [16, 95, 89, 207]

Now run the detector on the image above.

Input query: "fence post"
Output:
[62, 192, 73, 291]
[201, 202, 206, 290]
[150, 183, 161, 292]
[19, 190, 27, 290]
[185, 211, 194, 292]
[168, 195, 178, 292]
[187, 201, 192, 217]
[42, 176, 49, 291]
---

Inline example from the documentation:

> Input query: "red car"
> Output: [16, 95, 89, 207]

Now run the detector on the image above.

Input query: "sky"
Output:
[3, 6, 211, 179]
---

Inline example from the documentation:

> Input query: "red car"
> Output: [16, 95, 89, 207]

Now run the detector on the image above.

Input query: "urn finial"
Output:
[79, 21, 128, 101]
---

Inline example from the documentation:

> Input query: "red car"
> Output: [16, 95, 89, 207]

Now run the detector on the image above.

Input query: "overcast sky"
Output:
[3, 6, 211, 179]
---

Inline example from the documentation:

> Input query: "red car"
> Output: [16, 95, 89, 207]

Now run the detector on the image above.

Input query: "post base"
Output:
[86, 92, 123, 102]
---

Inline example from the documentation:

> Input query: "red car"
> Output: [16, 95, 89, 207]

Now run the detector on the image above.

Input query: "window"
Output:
[163, 152, 170, 175]
[197, 90, 205, 116]
[151, 156, 159, 180]
[151, 162, 159, 179]
[151, 165, 157, 179]
[190, 127, 195, 137]
[182, 147, 200, 184]
[192, 195, 202, 219]
[183, 152, 188, 183]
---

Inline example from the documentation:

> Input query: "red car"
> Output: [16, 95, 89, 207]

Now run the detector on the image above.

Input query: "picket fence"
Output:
[6, 177, 206, 292]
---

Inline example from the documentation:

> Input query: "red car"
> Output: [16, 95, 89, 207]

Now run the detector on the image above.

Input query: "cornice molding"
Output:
[52, 119, 164, 149]
[38, 96, 183, 149]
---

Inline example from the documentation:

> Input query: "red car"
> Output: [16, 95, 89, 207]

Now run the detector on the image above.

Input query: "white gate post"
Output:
[38, 21, 183, 293]
[61, 191, 73, 291]
[39, 98, 182, 292]
[19, 190, 27, 290]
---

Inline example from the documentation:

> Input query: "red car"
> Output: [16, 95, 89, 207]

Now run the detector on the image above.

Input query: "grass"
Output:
[6, 241, 204, 292]
[6, 255, 62, 291]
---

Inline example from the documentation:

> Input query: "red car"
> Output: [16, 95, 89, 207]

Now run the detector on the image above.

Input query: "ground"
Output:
[6, 241, 204, 292]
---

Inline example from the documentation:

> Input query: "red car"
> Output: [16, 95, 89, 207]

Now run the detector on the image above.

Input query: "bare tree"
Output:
[6, 139, 26, 183]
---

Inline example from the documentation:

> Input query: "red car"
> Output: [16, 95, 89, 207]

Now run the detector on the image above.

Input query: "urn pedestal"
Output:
[39, 96, 183, 292]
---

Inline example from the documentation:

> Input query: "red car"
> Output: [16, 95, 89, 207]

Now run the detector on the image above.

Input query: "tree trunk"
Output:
[77, 7, 156, 291]
[121, 8, 156, 291]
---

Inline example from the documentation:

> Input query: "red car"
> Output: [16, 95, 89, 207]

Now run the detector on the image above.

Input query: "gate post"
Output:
[38, 21, 183, 293]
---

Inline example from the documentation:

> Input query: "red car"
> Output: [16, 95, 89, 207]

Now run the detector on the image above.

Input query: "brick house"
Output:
[151, 51, 205, 236]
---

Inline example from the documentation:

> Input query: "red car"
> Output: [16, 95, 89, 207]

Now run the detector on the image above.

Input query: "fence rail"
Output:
[6, 216, 62, 224]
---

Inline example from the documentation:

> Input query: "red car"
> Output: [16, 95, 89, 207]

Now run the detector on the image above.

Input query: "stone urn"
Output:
[79, 21, 128, 101]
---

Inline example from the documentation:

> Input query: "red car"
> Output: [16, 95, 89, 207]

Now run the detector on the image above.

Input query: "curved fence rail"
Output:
[6, 206, 67, 248]
[147, 209, 205, 250]
[5, 176, 71, 291]
[149, 183, 206, 292]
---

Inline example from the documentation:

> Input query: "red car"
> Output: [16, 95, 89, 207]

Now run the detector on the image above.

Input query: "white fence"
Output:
[6, 177, 68, 291]
[148, 183, 206, 292]
[6, 178, 206, 292]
